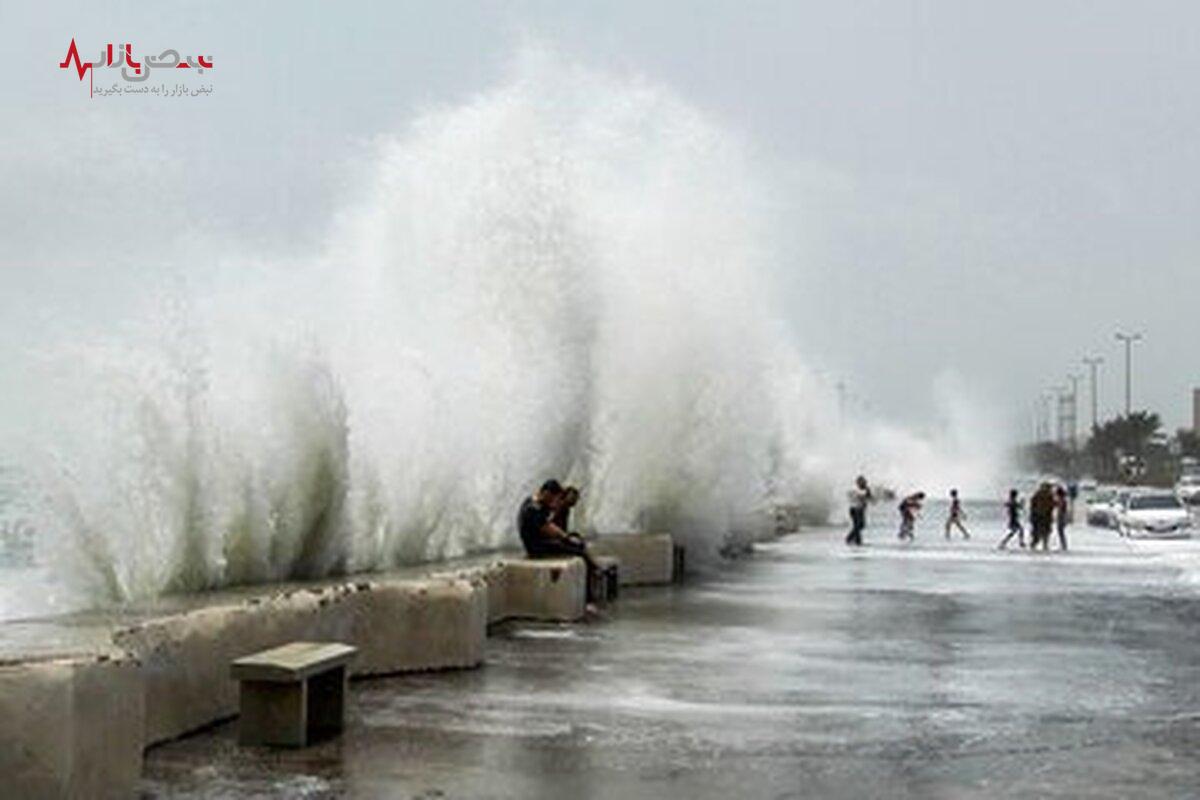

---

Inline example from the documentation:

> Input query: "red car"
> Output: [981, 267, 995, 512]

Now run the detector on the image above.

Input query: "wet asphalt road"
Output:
[142, 519, 1200, 799]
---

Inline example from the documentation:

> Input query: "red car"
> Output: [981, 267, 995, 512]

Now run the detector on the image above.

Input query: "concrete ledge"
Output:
[591, 533, 677, 585]
[115, 590, 347, 745]
[0, 655, 143, 800]
[437, 560, 510, 627]
[112, 558, 582, 747]
[0, 549, 600, 794]
[439, 558, 588, 625]
[499, 559, 587, 622]
[115, 576, 486, 746]
[348, 577, 485, 676]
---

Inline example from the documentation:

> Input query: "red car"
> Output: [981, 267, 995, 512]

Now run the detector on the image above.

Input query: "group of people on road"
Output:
[845, 476, 1073, 550]
[999, 482, 1072, 551]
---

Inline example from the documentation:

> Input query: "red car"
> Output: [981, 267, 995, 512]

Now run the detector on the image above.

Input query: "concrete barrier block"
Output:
[502, 559, 586, 621]
[591, 533, 676, 585]
[115, 576, 488, 746]
[347, 577, 485, 675]
[480, 561, 511, 625]
[432, 560, 510, 627]
[0, 655, 142, 800]
[70, 656, 144, 797]
[0, 660, 72, 797]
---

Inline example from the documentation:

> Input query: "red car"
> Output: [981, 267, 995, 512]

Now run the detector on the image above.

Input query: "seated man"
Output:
[517, 480, 601, 601]
[550, 485, 583, 541]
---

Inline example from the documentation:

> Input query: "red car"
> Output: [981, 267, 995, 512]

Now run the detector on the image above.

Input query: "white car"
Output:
[1086, 488, 1121, 527]
[1116, 492, 1193, 539]
[1177, 475, 1200, 506]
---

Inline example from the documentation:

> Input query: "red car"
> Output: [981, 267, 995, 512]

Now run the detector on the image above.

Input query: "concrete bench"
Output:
[231, 642, 356, 747]
[502, 558, 587, 621]
[590, 533, 680, 586]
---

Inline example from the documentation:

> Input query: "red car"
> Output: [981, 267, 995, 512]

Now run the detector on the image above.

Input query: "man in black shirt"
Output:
[517, 480, 601, 600]
[551, 486, 580, 533]
[518, 480, 564, 554]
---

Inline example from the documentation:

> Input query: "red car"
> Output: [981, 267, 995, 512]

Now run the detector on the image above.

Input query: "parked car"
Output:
[1116, 491, 1193, 539]
[1086, 488, 1121, 527]
[1177, 475, 1200, 506]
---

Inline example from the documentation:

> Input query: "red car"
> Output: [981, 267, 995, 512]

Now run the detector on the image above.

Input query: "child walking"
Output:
[998, 489, 1025, 549]
[944, 488, 971, 540]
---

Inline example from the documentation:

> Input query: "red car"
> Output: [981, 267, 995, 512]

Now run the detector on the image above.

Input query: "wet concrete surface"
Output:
[142, 521, 1200, 798]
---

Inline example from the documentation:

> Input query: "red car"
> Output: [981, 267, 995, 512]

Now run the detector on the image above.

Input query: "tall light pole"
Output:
[1114, 331, 1143, 417]
[1050, 385, 1069, 447]
[1038, 393, 1054, 443]
[1082, 356, 1103, 431]
[1065, 373, 1081, 450]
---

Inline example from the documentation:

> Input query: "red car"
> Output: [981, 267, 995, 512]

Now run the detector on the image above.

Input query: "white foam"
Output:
[7, 46, 1007, 608]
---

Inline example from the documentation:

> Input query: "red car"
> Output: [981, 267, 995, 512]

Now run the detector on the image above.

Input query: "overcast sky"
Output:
[3, 1, 1199, 434]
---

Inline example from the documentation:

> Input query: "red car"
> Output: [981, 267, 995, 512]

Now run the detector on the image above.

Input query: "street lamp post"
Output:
[1050, 385, 1069, 447]
[1082, 356, 1103, 432]
[1066, 373, 1081, 450]
[1114, 331, 1143, 417]
[1038, 393, 1054, 443]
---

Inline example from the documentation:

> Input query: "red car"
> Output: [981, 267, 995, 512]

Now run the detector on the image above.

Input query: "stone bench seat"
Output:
[231, 642, 356, 747]
[590, 533, 681, 586]
[500, 558, 587, 622]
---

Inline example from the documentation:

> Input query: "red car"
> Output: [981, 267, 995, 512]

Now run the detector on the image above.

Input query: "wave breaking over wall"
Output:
[11, 49, 1001, 605]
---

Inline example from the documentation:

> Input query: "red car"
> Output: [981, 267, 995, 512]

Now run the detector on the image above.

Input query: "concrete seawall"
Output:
[0, 654, 143, 800]
[113, 573, 490, 747]
[0, 536, 676, 798]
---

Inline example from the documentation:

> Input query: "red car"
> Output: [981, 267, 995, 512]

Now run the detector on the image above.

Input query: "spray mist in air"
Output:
[14, 48, 999, 606]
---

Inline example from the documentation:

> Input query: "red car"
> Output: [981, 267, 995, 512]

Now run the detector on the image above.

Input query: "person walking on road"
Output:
[846, 475, 872, 546]
[1054, 484, 1071, 551]
[898, 492, 925, 541]
[1029, 482, 1056, 551]
[998, 488, 1025, 549]
[944, 488, 971, 540]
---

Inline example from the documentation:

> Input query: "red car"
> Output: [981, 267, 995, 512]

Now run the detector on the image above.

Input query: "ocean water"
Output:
[0, 465, 75, 620]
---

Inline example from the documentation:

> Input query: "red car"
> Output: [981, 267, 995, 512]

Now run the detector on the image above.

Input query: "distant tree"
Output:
[1177, 428, 1200, 458]
[1020, 440, 1073, 476]
[1086, 412, 1162, 479]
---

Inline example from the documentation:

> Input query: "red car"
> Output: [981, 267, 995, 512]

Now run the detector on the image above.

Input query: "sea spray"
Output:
[12, 48, 1002, 606]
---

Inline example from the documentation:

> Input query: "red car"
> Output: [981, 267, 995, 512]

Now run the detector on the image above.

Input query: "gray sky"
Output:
[3, 0, 1199, 434]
